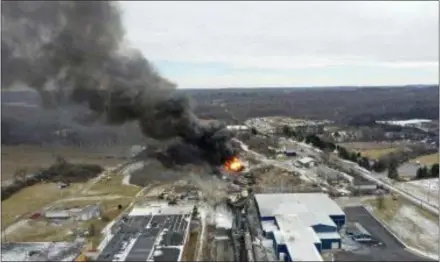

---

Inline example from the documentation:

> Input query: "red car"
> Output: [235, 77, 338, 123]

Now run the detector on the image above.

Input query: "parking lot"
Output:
[334, 206, 435, 262]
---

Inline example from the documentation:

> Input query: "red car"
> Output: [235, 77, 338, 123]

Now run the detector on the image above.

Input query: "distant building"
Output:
[295, 125, 324, 135]
[44, 210, 71, 220]
[73, 204, 101, 221]
[351, 178, 377, 195]
[297, 157, 317, 168]
[226, 125, 249, 131]
[284, 149, 297, 157]
[377, 119, 432, 128]
[255, 193, 346, 262]
[44, 204, 101, 221]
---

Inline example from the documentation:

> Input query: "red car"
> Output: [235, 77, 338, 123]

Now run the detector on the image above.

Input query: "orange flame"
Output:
[224, 156, 244, 172]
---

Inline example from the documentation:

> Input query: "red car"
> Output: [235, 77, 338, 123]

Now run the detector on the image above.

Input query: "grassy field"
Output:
[2, 171, 140, 228]
[1, 145, 127, 181]
[86, 173, 140, 197]
[56, 196, 134, 212]
[409, 153, 439, 166]
[363, 195, 402, 222]
[8, 194, 142, 243]
[1, 182, 86, 227]
[4, 220, 78, 243]
[338, 141, 402, 159]
[339, 141, 401, 150]
[4, 195, 135, 243]
[360, 148, 399, 159]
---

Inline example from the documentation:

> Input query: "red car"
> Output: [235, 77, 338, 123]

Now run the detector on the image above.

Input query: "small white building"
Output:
[44, 210, 70, 220]
[73, 204, 101, 221]
[44, 204, 101, 221]
[226, 125, 249, 131]
[297, 157, 317, 168]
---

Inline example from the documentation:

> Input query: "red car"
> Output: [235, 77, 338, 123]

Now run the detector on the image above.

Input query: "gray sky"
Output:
[120, 1, 439, 88]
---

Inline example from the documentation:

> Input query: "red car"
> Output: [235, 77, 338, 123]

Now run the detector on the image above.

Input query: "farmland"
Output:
[360, 148, 399, 159]
[409, 153, 439, 166]
[1, 183, 85, 227]
[1, 145, 127, 181]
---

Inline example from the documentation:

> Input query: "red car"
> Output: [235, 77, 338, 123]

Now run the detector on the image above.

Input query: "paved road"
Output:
[335, 206, 435, 262]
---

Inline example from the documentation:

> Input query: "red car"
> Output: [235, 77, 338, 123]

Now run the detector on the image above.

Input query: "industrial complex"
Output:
[95, 203, 194, 262]
[255, 193, 346, 261]
[83, 192, 348, 262]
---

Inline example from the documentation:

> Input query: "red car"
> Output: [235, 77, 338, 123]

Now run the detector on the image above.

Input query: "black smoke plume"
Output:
[1, 1, 238, 166]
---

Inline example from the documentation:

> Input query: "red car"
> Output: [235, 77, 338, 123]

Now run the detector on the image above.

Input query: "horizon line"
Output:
[178, 84, 439, 90]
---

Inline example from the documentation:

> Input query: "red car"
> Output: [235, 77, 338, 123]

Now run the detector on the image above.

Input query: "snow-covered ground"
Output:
[121, 161, 145, 186]
[376, 119, 432, 127]
[1, 242, 81, 261]
[366, 202, 439, 260]
[1, 220, 28, 240]
[397, 178, 439, 209]
[196, 205, 209, 261]
[214, 204, 233, 229]
[388, 204, 439, 259]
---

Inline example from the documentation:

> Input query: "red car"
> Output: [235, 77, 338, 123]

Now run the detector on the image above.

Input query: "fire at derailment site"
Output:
[224, 157, 245, 173]
[1, 1, 439, 263]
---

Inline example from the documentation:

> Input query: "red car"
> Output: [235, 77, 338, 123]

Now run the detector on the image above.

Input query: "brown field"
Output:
[339, 141, 403, 150]
[4, 220, 78, 243]
[339, 141, 404, 159]
[360, 148, 399, 159]
[86, 173, 140, 197]
[1, 171, 139, 229]
[1, 182, 85, 227]
[5, 197, 134, 242]
[1, 145, 128, 181]
[409, 153, 439, 166]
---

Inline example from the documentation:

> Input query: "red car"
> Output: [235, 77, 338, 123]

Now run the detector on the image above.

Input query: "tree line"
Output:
[416, 164, 439, 180]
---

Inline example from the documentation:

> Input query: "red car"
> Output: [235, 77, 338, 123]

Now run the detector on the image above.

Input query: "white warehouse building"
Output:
[254, 193, 346, 262]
